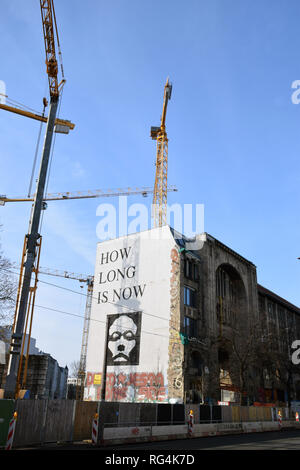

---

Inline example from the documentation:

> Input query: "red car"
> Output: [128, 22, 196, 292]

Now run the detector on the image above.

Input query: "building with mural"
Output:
[84, 226, 300, 405]
[85, 225, 179, 403]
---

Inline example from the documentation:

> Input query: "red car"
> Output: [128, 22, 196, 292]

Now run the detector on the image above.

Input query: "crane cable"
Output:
[39, 0, 65, 232]
[27, 99, 48, 198]
[50, 0, 65, 81]
[4, 95, 43, 116]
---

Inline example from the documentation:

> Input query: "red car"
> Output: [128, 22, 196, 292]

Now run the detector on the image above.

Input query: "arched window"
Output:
[216, 264, 246, 328]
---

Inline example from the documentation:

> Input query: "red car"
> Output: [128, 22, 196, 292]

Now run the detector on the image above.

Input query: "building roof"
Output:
[258, 283, 300, 314]
[205, 233, 256, 268]
[170, 227, 202, 260]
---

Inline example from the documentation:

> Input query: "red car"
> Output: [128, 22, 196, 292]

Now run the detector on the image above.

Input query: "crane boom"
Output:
[0, 186, 177, 205]
[160, 78, 172, 130]
[38, 266, 92, 283]
[151, 78, 173, 228]
[0, 103, 75, 131]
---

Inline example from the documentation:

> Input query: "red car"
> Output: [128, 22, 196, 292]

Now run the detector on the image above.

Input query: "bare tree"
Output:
[0, 236, 16, 336]
[208, 318, 273, 404]
[259, 332, 299, 407]
[69, 360, 80, 378]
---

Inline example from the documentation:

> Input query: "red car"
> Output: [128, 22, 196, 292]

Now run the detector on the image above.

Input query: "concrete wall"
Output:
[102, 420, 297, 445]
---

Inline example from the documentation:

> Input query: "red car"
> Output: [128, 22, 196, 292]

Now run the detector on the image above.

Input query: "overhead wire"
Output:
[5, 95, 43, 115]
[1, 266, 181, 340]
[5, 265, 175, 324]
[34, 304, 170, 340]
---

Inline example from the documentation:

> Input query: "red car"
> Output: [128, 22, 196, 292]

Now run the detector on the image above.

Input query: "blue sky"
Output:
[0, 0, 300, 370]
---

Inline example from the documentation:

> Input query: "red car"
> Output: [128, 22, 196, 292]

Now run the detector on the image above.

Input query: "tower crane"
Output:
[151, 78, 172, 228]
[5, 0, 72, 398]
[37, 267, 93, 401]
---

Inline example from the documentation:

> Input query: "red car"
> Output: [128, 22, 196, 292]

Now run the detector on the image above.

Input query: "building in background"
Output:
[85, 226, 300, 406]
[0, 328, 68, 399]
[67, 377, 81, 399]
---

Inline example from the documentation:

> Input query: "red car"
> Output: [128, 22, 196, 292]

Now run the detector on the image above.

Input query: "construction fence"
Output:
[0, 399, 296, 448]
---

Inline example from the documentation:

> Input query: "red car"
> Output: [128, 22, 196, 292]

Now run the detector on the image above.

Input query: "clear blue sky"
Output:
[0, 0, 299, 370]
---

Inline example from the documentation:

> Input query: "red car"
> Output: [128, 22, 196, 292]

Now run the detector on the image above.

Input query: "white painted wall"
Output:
[85, 226, 177, 402]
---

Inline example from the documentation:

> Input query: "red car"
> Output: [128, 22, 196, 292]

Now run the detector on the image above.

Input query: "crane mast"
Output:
[5, 0, 68, 398]
[151, 78, 172, 227]
[77, 278, 93, 400]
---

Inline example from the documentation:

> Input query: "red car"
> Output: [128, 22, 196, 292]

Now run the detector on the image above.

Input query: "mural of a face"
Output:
[107, 313, 140, 365]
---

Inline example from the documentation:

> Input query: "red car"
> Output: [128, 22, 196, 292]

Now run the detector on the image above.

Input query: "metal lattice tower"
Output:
[151, 78, 172, 227]
[76, 278, 93, 400]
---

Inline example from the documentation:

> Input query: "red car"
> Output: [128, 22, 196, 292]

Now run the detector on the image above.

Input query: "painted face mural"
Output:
[107, 312, 141, 366]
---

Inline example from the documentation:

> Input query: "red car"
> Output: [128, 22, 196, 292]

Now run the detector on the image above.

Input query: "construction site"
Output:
[0, 0, 300, 451]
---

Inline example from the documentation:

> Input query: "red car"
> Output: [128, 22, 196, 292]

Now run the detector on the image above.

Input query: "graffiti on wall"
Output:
[167, 247, 184, 400]
[85, 371, 168, 402]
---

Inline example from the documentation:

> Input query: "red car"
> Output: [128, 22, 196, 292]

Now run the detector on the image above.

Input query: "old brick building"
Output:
[180, 232, 300, 406]
[85, 226, 300, 406]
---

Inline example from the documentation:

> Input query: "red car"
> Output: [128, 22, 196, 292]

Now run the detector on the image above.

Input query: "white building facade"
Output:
[85, 226, 184, 403]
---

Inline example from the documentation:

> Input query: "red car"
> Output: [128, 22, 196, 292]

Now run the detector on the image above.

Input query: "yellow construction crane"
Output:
[151, 78, 172, 227]
[5, 0, 73, 398]
[0, 185, 177, 206]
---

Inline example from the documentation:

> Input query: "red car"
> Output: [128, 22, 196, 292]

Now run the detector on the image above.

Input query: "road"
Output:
[18, 429, 300, 451]
[102, 429, 300, 450]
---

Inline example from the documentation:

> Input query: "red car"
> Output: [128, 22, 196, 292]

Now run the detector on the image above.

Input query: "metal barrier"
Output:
[0, 400, 295, 449]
